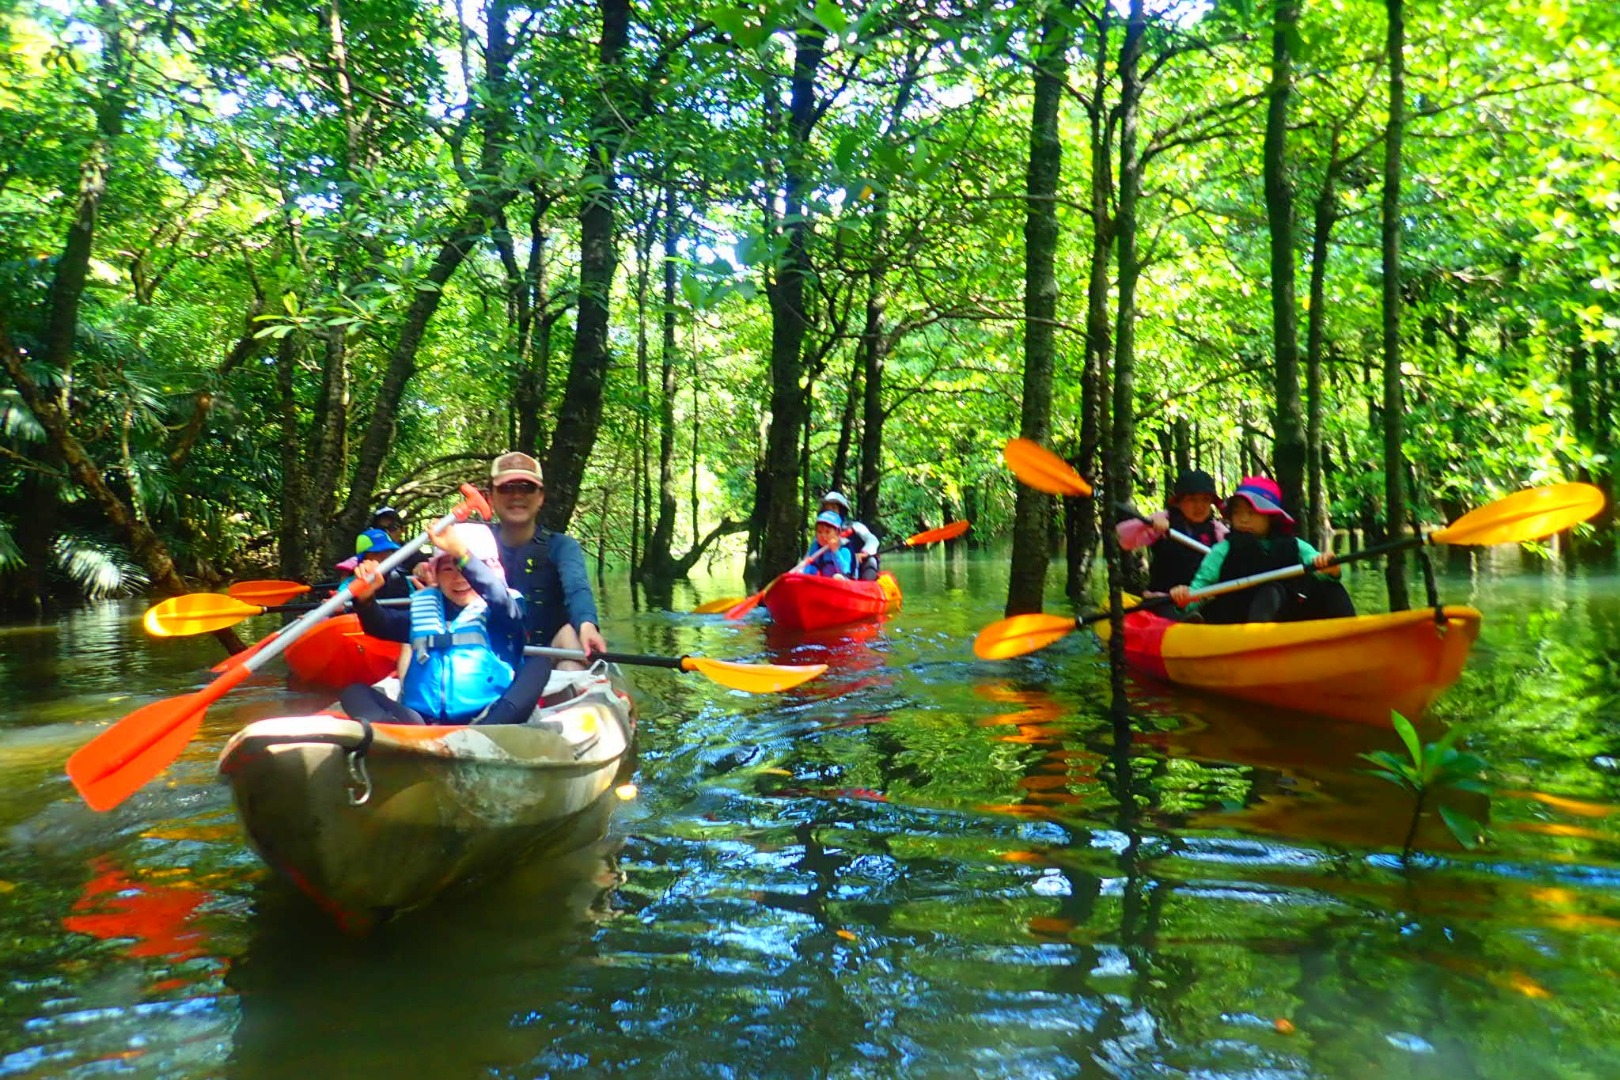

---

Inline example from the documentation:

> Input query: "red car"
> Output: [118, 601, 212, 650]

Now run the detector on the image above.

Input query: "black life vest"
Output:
[493, 525, 564, 647]
[1216, 532, 1304, 583]
[1145, 509, 1223, 592]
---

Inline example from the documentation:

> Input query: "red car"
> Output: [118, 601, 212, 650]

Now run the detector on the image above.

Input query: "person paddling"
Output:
[341, 522, 553, 725]
[338, 528, 412, 600]
[800, 511, 855, 578]
[818, 491, 881, 581]
[485, 451, 607, 670]
[1116, 469, 1227, 594]
[1169, 476, 1353, 624]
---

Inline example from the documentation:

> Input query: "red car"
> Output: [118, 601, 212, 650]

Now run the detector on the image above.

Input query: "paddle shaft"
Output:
[1115, 503, 1211, 555]
[225, 511, 468, 676]
[525, 645, 684, 670]
[1079, 532, 1427, 627]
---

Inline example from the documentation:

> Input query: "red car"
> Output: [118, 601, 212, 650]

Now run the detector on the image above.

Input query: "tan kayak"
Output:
[218, 665, 636, 932]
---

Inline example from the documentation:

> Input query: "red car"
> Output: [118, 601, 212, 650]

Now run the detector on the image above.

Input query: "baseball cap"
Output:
[491, 451, 543, 486]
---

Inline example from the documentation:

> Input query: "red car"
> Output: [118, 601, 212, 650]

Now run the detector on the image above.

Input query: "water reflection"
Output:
[4, 560, 1620, 1078]
[226, 790, 624, 1078]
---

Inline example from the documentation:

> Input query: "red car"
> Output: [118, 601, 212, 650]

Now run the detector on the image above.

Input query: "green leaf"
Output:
[814, 0, 847, 36]
[1438, 804, 1483, 849]
[1391, 711, 1423, 770]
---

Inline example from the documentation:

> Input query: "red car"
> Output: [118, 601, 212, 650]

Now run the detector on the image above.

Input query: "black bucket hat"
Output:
[1169, 469, 1219, 502]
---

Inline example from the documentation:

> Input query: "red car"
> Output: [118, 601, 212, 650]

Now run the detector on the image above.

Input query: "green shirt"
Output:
[1184, 534, 1338, 612]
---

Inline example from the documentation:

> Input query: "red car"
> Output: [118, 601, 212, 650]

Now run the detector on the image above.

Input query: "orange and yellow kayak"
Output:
[1093, 596, 1482, 726]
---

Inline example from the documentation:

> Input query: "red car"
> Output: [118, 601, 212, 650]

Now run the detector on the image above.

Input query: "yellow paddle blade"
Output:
[1432, 482, 1606, 546]
[693, 596, 746, 614]
[681, 656, 827, 693]
[143, 593, 264, 637]
[1004, 438, 1093, 497]
[973, 613, 1078, 660]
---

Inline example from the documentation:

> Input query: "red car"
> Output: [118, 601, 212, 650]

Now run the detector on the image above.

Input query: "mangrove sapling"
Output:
[1361, 711, 1490, 858]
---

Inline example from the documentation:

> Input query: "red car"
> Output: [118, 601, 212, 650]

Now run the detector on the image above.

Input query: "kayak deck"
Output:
[1095, 598, 1483, 726]
[219, 666, 635, 932]
[763, 571, 902, 631]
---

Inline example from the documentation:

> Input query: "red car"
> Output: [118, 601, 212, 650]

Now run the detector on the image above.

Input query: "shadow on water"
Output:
[225, 789, 626, 1078]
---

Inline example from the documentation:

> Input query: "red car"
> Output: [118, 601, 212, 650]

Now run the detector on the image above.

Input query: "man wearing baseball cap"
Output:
[486, 451, 607, 667]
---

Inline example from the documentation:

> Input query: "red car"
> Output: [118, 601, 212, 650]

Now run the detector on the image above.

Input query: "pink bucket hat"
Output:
[430, 522, 503, 575]
[1227, 476, 1295, 530]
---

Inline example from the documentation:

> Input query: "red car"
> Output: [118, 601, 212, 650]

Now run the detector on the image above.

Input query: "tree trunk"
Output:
[856, 289, 886, 526]
[1067, 5, 1113, 601]
[1382, 0, 1409, 610]
[335, 0, 518, 544]
[757, 23, 826, 579]
[542, 0, 631, 531]
[1305, 168, 1338, 550]
[642, 184, 683, 579]
[1104, 0, 1148, 715]
[306, 325, 349, 565]
[831, 348, 860, 494]
[276, 331, 314, 582]
[1266, 0, 1306, 515]
[1005, 2, 1071, 616]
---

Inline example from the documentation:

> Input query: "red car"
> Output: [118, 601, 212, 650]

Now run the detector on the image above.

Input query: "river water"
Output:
[1, 553, 1618, 1078]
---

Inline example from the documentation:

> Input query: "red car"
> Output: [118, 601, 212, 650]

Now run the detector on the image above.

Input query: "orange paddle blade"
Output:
[723, 591, 766, 620]
[904, 519, 970, 546]
[228, 579, 312, 605]
[1432, 482, 1605, 547]
[144, 594, 265, 637]
[693, 596, 746, 614]
[1003, 439, 1093, 497]
[682, 656, 827, 692]
[973, 613, 1079, 660]
[67, 664, 251, 811]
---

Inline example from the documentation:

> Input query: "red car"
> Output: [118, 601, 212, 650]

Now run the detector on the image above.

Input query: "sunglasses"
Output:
[494, 481, 542, 495]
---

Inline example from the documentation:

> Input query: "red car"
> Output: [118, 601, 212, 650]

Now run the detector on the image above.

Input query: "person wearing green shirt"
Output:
[1169, 476, 1355, 624]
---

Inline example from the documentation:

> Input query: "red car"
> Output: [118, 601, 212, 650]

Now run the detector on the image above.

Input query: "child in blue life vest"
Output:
[799, 510, 855, 578]
[818, 491, 881, 580]
[340, 521, 554, 725]
[1116, 469, 1228, 594]
[1169, 476, 1355, 624]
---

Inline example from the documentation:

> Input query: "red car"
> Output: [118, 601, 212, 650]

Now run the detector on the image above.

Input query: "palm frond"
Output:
[51, 533, 149, 599]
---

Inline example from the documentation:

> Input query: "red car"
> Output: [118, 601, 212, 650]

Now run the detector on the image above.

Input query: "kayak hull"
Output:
[282, 613, 400, 689]
[1094, 599, 1482, 726]
[763, 571, 901, 631]
[218, 667, 635, 932]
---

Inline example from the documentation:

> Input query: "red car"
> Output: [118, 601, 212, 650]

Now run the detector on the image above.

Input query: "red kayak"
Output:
[763, 571, 902, 631]
[283, 614, 401, 688]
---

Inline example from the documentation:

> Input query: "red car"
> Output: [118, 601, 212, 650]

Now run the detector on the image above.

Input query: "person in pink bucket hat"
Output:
[1168, 476, 1354, 624]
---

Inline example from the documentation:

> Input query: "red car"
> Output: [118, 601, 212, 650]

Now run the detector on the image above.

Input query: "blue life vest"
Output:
[401, 587, 515, 723]
[801, 545, 854, 577]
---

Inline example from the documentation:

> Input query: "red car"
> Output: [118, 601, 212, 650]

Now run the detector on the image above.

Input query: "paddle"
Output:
[146, 594, 410, 638]
[67, 485, 493, 812]
[1116, 503, 1211, 555]
[523, 646, 825, 693]
[718, 544, 828, 620]
[693, 519, 971, 615]
[1003, 438, 1094, 497]
[973, 481, 1606, 660]
[227, 579, 329, 606]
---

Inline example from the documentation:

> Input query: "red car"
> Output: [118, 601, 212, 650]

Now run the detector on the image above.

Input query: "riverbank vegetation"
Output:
[2, 0, 1615, 614]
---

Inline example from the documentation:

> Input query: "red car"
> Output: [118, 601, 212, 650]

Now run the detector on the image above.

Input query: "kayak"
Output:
[282, 613, 400, 689]
[218, 665, 636, 932]
[1093, 596, 1483, 726]
[763, 571, 902, 631]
